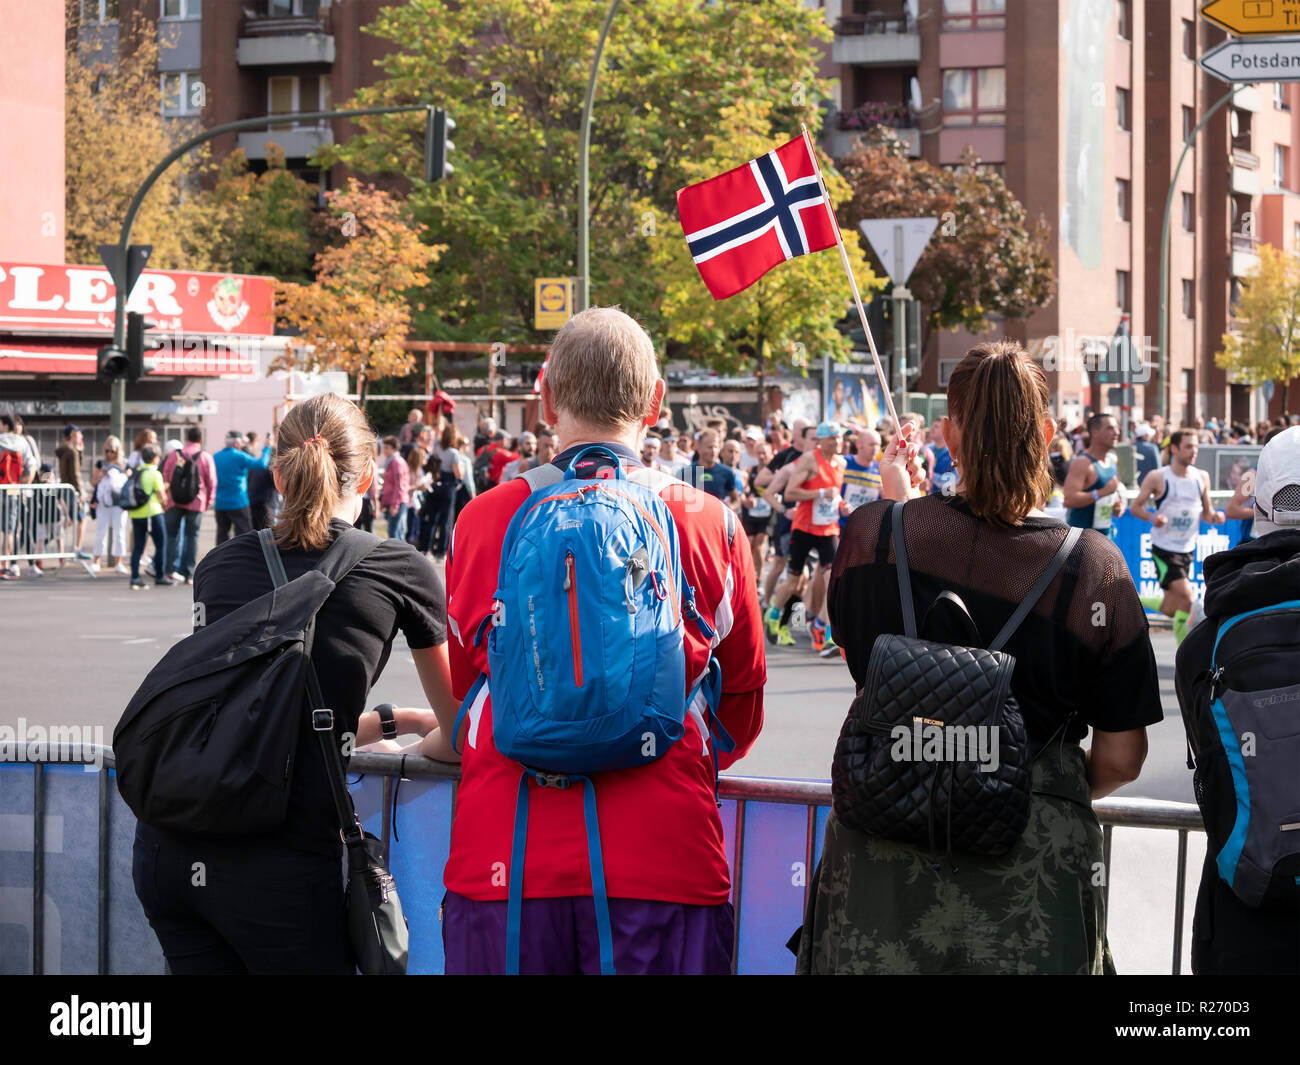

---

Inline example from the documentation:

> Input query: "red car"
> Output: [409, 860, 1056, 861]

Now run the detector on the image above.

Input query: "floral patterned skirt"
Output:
[795, 744, 1115, 975]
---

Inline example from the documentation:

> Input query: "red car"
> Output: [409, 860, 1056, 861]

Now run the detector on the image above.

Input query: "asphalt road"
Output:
[0, 534, 1191, 803]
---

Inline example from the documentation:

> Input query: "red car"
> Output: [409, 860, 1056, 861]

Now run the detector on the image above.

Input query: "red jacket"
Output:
[444, 459, 765, 904]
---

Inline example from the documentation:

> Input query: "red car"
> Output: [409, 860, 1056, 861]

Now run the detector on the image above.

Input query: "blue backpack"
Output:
[454, 446, 734, 974]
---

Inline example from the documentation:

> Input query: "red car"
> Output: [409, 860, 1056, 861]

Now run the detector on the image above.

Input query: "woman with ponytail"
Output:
[132, 393, 461, 974]
[797, 341, 1162, 975]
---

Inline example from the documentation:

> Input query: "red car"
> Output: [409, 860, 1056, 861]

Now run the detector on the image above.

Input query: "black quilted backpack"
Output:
[832, 502, 1081, 859]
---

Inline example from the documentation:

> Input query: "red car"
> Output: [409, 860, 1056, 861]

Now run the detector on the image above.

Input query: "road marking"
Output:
[123, 638, 157, 645]
[78, 634, 140, 640]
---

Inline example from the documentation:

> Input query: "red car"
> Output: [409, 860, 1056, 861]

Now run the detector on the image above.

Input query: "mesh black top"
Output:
[828, 495, 1163, 743]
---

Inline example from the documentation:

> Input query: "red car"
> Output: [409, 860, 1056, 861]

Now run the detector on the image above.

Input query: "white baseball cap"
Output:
[1133, 423, 1153, 439]
[1253, 426, 1300, 537]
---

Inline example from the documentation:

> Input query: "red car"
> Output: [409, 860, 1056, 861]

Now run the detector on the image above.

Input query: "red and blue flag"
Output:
[676, 135, 838, 301]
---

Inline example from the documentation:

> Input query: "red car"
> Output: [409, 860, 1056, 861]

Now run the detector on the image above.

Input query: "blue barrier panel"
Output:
[1111, 513, 1244, 604]
[41, 765, 98, 974]
[735, 800, 807, 975]
[387, 777, 455, 975]
[0, 762, 35, 974]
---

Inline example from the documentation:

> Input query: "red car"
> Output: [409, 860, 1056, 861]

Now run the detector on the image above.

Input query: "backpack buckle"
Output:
[311, 708, 334, 731]
[532, 771, 570, 789]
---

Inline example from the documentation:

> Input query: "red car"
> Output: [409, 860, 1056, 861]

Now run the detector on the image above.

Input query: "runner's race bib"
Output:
[748, 494, 772, 518]
[813, 493, 839, 526]
[1166, 503, 1199, 535]
[1094, 493, 1116, 531]
[843, 483, 878, 511]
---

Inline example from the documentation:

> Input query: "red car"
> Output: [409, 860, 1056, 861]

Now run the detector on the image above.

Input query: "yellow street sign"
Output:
[534, 277, 573, 330]
[1202, 0, 1300, 35]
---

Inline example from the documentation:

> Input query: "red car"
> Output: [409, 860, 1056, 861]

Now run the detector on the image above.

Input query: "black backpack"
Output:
[832, 503, 1080, 858]
[1182, 599, 1300, 911]
[472, 444, 498, 494]
[116, 467, 151, 510]
[113, 527, 381, 835]
[169, 451, 203, 505]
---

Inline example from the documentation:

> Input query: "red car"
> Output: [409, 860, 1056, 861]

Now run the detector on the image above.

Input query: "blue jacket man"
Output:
[212, 430, 271, 545]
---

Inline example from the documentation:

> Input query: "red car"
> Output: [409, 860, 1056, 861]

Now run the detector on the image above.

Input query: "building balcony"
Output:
[827, 101, 921, 159]
[832, 12, 920, 66]
[1231, 245, 1260, 278]
[1232, 165, 1261, 197]
[1231, 147, 1258, 169]
[237, 14, 335, 66]
[237, 125, 333, 161]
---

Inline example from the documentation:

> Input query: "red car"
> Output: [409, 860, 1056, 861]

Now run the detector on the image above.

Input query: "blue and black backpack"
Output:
[1184, 598, 1300, 911]
[454, 446, 735, 974]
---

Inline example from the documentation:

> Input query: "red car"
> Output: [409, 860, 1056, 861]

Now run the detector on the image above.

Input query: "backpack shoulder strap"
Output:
[988, 527, 1081, 652]
[258, 526, 382, 589]
[520, 462, 563, 493]
[891, 501, 916, 638]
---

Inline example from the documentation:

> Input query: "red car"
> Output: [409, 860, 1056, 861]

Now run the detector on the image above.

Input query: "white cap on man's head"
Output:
[743, 426, 764, 442]
[1133, 423, 1153, 439]
[1254, 426, 1300, 537]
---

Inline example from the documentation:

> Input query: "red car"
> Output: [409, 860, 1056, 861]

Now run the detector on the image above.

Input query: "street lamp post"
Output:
[107, 103, 439, 442]
[1157, 84, 1247, 423]
[576, 0, 622, 314]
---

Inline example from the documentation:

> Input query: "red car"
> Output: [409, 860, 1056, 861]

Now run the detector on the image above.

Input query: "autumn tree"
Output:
[328, 0, 834, 352]
[182, 147, 318, 283]
[837, 130, 1055, 343]
[1217, 243, 1300, 392]
[65, 8, 198, 269]
[274, 182, 442, 408]
[654, 100, 881, 405]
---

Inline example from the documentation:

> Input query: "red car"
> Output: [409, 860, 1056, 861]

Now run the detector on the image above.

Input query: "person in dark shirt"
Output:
[797, 341, 1161, 975]
[682, 428, 740, 506]
[131, 393, 460, 975]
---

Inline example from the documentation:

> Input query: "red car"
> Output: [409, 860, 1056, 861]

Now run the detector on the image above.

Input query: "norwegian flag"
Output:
[677, 135, 839, 300]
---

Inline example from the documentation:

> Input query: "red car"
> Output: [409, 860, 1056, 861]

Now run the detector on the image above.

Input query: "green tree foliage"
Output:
[182, 147, 318, 283]
[1217, 242, 1300, 389]
[654, 100, 881, 386]
[837, 130, 1056, 336]
[328, 0, 833, 355]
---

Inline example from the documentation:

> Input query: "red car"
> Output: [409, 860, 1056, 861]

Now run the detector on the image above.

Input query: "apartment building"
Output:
[825, 0, 1298, 424]
[70, 0, 399, 190]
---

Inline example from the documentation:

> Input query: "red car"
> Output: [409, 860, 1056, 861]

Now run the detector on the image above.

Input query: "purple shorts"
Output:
[441, 891, 735, 975]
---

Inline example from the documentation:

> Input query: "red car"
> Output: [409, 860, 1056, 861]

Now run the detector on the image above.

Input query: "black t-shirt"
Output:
[829, 494, 1163, 744]
[683, 462, 738, 501]
[187, 519, 446, 854]
[768, 446, 800, 473]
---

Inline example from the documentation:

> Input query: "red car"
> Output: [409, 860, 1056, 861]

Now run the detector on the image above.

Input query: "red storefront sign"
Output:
[0, 262, 275, 338]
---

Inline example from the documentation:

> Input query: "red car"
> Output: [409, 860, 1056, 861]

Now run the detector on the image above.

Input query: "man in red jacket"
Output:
[442, 306, 766, 974]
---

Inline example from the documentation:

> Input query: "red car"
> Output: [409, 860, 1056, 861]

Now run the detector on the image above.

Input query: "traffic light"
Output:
[97, 345, 129, 381]
[426, 107, 454, 182]
[125, 311, 162, 382]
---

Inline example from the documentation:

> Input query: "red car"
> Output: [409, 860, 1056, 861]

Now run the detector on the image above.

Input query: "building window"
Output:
[1182, 19, 1195, 59]
[1117, 178, 1131, 222]
[1294, 221, 1300, 249]
[268, 74, 332, 130]
[1182, 279, 1195, 319]
[942, 0, 1006, 31]
[1182, 191, 1195, 232]
[1117, 0, 1131, 40]
[942, 67, 1005, 125]
[161, 0, 201, 18]
[81, 0, 119, 22]
[1230, 278, 1242, 314]
[268, 0, 322, 15]
[1275, 144, 1288, 188]
[1182, 105, 1194, 142]
[160, 71, 202, 117]
[1117, 270, 1130, 313]
[1117, 87, 1131, 132]
[1276, 83, 1290, 111]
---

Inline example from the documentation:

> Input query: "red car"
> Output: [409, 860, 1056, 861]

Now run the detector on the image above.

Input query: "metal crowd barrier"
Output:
[0, 483, 82, 566]
[0, 745, 1206, 976]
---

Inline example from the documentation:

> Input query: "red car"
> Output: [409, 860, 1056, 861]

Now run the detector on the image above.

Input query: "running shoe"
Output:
[775, 624, 795, 647]
[1, 566, 18, 581]
[810, 619, 827, 653]
[75, 549, 93, 560]
[156, 575, 178, 587]
[115, 563, 131, 576]
[764, 607, 781, 643]
[130, 579, 149, 591]
[818, 636, 841, 658]
[31, 564, 46, 578]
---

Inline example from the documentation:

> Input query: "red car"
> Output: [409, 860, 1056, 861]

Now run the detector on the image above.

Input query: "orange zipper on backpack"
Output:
[564, 552, 583, 687]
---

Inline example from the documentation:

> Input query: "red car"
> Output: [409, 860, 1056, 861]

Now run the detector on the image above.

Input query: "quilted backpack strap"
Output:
[988, 527, 1080, 652]
[890, 502, 917, 638]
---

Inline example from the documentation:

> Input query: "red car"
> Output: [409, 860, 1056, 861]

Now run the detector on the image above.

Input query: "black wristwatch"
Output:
[373, 703, 398, 740]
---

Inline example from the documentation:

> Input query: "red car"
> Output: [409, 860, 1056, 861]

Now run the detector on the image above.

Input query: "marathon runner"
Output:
[1063, 412, 1127, 539]
[1129, 428, 1225, 643]
[766, 421, 847, 653]
[754, 418, 811, 610]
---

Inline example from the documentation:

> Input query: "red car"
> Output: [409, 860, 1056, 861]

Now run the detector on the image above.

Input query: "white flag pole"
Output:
[799, 123, 902, 434]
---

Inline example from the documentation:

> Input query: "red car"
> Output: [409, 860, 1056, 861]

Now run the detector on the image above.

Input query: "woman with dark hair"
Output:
[796, 341, 1162, 975]
[131, 393, 460, 974]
